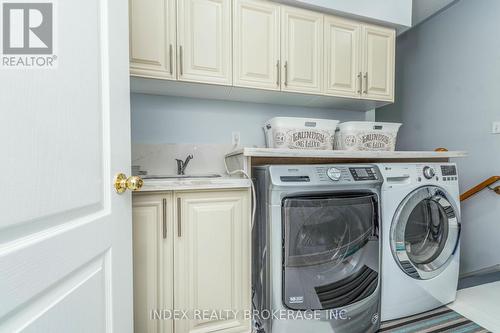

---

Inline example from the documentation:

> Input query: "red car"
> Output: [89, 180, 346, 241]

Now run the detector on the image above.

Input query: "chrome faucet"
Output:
[176, 154, 193, 175]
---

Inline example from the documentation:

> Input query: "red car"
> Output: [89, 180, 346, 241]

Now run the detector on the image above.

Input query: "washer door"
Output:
[391, 186, 460, 280]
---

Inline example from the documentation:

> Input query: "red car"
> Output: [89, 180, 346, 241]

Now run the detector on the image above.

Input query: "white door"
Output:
[233, 0, 280, 91]
[0, 0, 133, 332]
[177, 0, 232, 85]
[174, 190, 251, 333]
[324, 16, 361, 98]
[281, 6, 323, 94]
[130, 0, 177, 80]
[362, 24, 395, 101]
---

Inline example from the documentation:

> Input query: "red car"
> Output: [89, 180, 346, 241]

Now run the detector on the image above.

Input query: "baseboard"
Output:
[460, 264, 500, 279]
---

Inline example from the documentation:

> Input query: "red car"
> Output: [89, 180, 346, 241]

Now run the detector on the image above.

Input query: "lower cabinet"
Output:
[133, 189, 251, 333]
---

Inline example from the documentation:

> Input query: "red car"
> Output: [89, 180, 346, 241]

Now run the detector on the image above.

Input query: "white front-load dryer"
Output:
[376, 163, 461, 321]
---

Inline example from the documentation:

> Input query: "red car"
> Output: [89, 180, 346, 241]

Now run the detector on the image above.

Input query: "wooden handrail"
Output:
[460, 176, 500, 201]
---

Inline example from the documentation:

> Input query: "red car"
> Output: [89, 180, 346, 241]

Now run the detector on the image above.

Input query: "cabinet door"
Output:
[324, 16, 361, 98]
[177, 0, 232, 85]
[362, 24, 395, 101]
[174, 190, 251, 333]
[130, 0, 176, 79]
[132, 193, 174, 333]
[233, 0, 280, 91]
[281, 6, 323, 94]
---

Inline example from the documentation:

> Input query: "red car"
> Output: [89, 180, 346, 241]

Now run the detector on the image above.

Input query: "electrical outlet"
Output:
[492, 122, 500, 134]
[232, 132, 241, 146]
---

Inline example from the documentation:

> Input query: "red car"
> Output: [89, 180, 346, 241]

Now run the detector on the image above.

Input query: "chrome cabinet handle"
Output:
[357, 72, 362, 94]
[177, 197, 182, 237]
[284, 61, 288, 86]
[169, 44, 173, 75]
[276, 60, 280, 86]
[162, 198, 167, 239]
[179, 46, 183, 76]
[363, 72, 368, 94]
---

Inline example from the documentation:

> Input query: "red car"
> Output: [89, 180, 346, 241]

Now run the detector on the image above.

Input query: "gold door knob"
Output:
[114, 173, 144, 194]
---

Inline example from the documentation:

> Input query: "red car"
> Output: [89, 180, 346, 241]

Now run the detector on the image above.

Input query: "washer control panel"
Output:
[441, 165, 457, 176]
[349, 167, 379, 181]
[414, 164, 458, 183]
[441, 164, 458, 182]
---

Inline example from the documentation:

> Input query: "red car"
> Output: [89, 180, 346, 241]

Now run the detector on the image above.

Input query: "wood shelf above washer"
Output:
[224, 148, 467, 174]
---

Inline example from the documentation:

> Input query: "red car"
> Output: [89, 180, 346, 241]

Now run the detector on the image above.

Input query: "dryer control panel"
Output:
[264, 164, 383, 186]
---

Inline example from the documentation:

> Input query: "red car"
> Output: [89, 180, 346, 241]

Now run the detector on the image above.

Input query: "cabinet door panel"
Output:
[324, 16, 361, 98]
[132, 194, 174, 333]
[362, 25, 395, 101]
[174, 191, 251, 333]
[233, 0, 280, 90]
[130, 0, 176, 79]
[177, 0, 232, 85]
[281, 6, 323, 94]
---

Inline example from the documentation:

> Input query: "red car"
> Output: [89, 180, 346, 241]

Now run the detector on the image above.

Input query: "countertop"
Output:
[224, 148, 467, 174]
[137, 176, 251, 192]
[225, 148, 467, 159]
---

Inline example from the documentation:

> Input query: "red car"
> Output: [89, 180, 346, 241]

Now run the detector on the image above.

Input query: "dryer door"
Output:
[281, 192, 380, 311]
[391, 186, 460, 280]
[283, 193, 377, 268]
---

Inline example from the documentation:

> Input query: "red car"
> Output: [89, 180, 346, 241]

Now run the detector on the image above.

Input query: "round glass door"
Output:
[391, 186, 460, 280]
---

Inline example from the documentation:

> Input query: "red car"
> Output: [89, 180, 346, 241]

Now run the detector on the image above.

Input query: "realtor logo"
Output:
[1, 1, 57, 68]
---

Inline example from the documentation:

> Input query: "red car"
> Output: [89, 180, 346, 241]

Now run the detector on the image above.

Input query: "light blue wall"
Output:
[377, 0, 500, 275]
[131, 94, 367, 146]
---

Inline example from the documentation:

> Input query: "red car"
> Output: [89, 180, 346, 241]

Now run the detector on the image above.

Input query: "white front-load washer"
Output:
[376, 163, 461, 321]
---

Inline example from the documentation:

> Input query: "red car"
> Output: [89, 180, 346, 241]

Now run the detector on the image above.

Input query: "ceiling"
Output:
[412, 0, 457, 26]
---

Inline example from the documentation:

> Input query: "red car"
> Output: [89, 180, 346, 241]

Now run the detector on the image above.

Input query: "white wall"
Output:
[277, 0, 412, 27]
[377, 0, 500, 275]
[131, 94, 366, 146]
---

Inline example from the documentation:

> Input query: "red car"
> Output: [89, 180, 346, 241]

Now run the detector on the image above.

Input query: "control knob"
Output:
[423, 166, 435, 179]
[327, 167, 342, 181]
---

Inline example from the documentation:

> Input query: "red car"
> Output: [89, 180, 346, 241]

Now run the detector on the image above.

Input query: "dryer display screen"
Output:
[355, 169, 369, 177]
[350, 168, 377, 181]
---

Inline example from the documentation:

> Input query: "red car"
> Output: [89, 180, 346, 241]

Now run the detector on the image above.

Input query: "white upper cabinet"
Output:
[362, 24, 395, 101]
[233, 0, 280, 91]
[130, 0, 176, 79]
[324, 16, 361, 98]
[281, 6, 323, 94]
[177, 0, 232, 85]
[129, 0, 396, 106]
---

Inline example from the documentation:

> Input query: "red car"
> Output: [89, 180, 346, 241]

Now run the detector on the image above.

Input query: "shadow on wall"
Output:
[130, 93, 367, 147]
[376, 0, 500, 276]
